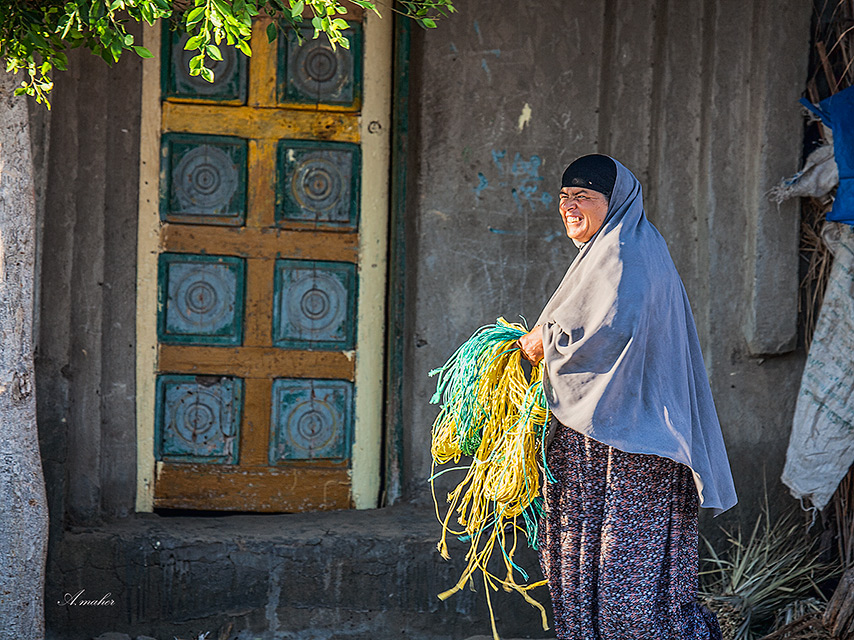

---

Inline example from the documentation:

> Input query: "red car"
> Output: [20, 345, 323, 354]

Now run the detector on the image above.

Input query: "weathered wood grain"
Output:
[160, 223, 359, 262]
[162, 102, 360, 142]
[240, 378, 274, 467]
[825, 567, 854, 638]
[244, 258, 275, 347]
[248, 17, 277, 108]
[158, 344, 356, 380]
[154, 462, 351, 511]
[247, 139, 277, 228]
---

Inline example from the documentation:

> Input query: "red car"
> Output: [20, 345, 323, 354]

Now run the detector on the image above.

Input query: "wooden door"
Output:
[136, 13, 390, 512]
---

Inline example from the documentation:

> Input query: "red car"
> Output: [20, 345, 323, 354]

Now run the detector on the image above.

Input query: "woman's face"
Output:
[558, 187, 609, 243]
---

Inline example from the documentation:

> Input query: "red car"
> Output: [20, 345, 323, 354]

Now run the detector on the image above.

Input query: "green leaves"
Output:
[184, 34, 204, 50]
[0, 0, 457, 106]
[236, 39, 251, 56]
[396, 0, 455, 29]
[0, 0, 173, 106]
[180, 0, 257, 82]
[186, 7, 206, 28]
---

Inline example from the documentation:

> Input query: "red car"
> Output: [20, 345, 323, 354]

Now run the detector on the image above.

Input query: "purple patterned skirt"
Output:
[537, 422, 722, 640]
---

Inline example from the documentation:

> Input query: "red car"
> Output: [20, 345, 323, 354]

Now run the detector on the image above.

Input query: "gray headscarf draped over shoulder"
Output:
[536, 156, 737, 515]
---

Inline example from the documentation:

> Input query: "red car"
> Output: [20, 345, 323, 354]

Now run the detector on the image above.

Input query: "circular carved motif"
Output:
[172, 387, 224, 445]
[286, 271, 346, 334]
[171, 265, 234, 333]
[173, 145, 238, 214]
[291, 40, 348, 99]
[284, 398, 337, 454]
[185, 281, 218, 314]
[291, 155, 343, 214]
[305, 48, 337, 82]
[301, 288, 330, 319]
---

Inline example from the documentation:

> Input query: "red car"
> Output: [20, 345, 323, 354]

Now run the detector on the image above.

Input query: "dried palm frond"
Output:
[773, 598, 825, 631]
[759, 611, 830, 640]
[812, 1, 854, 96]
[701, 500, 838, 640]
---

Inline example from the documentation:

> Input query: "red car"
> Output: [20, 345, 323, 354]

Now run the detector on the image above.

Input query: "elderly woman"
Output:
[517, 155, 737, 640]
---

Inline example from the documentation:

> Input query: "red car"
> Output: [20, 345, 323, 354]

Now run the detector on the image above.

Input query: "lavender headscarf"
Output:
[536, 157, 737, 514]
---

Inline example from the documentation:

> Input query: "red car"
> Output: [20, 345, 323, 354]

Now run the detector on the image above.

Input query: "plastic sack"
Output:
[801, 86, 854, 225]
[782, 222, 854, 509]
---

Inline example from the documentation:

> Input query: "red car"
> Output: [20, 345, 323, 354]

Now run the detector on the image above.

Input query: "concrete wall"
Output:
[35, 30, 142, 531]
[402, 0, 811, 527]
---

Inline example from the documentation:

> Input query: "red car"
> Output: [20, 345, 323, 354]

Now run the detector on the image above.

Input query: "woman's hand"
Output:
[518, 325, 544, 365]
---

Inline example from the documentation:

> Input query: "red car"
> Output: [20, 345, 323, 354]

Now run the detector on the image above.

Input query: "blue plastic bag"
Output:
[801, 85, 854, 225]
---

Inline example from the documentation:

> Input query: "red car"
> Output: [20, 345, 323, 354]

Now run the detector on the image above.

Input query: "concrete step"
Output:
[47, 503, 550, 640]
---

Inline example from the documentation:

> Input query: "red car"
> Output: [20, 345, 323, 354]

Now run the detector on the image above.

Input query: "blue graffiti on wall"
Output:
[474, 150, 554, 211]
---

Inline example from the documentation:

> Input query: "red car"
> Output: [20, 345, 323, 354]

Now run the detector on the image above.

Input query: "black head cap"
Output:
[561, 154, 617, 199]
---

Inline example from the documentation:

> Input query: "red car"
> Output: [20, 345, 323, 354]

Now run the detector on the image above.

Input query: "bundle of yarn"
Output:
[429, 318, 553, 639]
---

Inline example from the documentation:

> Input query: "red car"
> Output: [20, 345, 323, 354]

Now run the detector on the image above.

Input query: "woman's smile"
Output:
[563, 212, 584, 230]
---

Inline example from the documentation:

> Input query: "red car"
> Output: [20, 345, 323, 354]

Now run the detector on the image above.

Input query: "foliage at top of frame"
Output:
[0, 0, 455, 108]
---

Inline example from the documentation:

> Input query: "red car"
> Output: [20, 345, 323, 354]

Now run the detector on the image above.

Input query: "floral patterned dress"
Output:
[537, 422, 723, 640]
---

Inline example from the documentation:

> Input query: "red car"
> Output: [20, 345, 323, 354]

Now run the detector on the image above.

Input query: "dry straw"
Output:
[701, 495, 837, 640]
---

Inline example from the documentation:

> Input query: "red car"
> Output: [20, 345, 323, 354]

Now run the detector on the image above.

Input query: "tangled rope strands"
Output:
[428, 318, 554, 640]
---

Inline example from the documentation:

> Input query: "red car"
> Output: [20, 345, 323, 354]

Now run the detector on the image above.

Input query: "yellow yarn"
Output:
[429, 318, 552, 640]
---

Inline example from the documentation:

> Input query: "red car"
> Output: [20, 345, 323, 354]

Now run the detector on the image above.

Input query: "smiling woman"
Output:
[517, 154, 736, 640]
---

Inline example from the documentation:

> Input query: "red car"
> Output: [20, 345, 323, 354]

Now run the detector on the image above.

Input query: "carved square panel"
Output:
[161, 133, 248, 225]
[155, 375, 242, 464]
[277, 24, 361, 107]
[162, 26, 248, 103]
[158, 253, 245, 345]
[269, 378, 353, 462]
[276, 140, 360, 229]
[272, 259, 356, 350]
